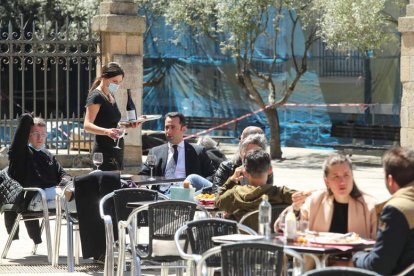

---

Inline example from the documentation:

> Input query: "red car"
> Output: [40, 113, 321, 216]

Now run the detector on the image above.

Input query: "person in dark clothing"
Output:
[352, 147, 414, 275]
[139, 112, 215, 193]
[213, 133, 273, 188]
[196, 136, 227, 170]
[5, 113, 71, 244]
[84, 62, 140, 171]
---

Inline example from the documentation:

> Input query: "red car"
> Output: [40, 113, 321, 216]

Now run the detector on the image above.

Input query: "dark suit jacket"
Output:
[139, 141, 215, 180]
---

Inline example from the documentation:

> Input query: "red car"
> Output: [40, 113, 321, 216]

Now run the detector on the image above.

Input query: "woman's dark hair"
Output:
[323, 153, 362, 199]
[88, 62, 124, 93]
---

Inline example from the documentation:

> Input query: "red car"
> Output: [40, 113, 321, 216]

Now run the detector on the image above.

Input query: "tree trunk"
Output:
[239, 71, 283, 159]
[264, 107, 282, 159]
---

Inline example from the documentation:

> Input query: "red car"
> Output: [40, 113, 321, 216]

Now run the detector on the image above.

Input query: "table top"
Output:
[272, 236, 372, 254]
[126, 201, 158, 209]
[127, 200, 222, 214]
[212, 234, 373, 255]
[123, 175, 185, 186]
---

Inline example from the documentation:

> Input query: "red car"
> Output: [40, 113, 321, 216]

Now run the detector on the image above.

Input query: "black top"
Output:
[329, 200, 349, 234]
[7, 113, 69, 191]
[86, 89, 123, 170]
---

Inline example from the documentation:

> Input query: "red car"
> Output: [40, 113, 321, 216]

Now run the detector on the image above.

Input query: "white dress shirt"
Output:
[167, 141, 186, 178]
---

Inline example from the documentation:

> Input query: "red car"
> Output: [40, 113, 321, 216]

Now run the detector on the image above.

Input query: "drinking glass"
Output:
[277, 212, 286, 234]
[297, 219, 309, 234]
[147, 155, 157, 181]
[114, 125, 126, 149]
[93, 152, 103, 171]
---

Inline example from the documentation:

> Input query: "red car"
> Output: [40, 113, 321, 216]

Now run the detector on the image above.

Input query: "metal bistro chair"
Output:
[196, 242, 287, 276]
[396, 262, 414, 276]
[118, 200, 210, 276]
[53, 182, 80, 272]
[1, 187, 55, 263]
[239, 204, 289, 233]
[175, 218, 258, 276]
[99, 188, 168, 276]
[301, 267, 382, 275]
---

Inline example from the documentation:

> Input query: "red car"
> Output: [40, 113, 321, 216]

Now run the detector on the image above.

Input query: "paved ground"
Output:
[0, 146, 389, 275]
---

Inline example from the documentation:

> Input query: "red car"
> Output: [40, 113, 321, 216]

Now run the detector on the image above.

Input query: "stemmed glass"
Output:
[147, 155, 157, 181]
[114, 125, 126, 149]
[93, 152, 103, 171]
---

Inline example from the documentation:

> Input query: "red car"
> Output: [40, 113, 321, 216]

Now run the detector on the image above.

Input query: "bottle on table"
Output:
[259, 194, 272, 239]
[126, 89, 137, 121]
[284, 209, 297, 242]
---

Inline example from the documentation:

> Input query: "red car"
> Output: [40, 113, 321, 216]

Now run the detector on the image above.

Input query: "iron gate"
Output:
[0, 15, 100, 156]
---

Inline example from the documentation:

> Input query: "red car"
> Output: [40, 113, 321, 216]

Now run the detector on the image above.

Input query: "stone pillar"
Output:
[92, 0, 145, 167]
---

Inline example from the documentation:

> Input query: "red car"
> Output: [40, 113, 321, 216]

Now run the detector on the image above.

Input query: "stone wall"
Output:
[92, 0, 146, 167]
[399, 0, 414, 148]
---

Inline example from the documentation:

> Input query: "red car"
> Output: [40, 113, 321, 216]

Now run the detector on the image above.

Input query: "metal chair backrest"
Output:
[221, 242, 284, 276]
[396, 262, 414, 276]
[99, 187, 168, 276]
[113, 188, 160, 227]
[149, 200, 198, 241]
[185, 218, 257, 267]
[1, 187, 55, 263]
[239, 204, 289, 233]
[301, 267, 381, 275]
[117, 200, 208, 276]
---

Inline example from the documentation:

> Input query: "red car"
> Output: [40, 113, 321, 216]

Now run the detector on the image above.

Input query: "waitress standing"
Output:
[84, 62, 139, 171]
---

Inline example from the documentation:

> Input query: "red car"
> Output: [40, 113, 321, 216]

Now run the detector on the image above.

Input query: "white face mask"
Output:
[28, 143, 45, 152]
[108, 83, 120, 93]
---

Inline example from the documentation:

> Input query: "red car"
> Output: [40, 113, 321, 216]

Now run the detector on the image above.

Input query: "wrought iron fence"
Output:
[317, 41, 364, 77]
[0, 15, 100, 155]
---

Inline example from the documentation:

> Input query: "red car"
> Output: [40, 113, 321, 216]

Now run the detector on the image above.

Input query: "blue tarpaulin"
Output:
[141, 9, 400, 147]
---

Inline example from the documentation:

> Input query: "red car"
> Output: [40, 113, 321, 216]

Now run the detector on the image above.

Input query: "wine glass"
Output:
[93, 152, 103, 171]
[114, 125, 126, 149]
[147, 155, 157, 181]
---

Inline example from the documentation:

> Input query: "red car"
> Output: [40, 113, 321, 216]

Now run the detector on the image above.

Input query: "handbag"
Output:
[0, 168, 24, 211]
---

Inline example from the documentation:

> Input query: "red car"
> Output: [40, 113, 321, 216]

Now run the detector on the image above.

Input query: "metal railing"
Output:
[0, 15, 100, 155]
[317, 41, 364, 77]
[0, 113, 93, 156]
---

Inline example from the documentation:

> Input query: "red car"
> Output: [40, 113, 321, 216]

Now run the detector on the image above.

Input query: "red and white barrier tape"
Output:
[183, 103, 372, 140]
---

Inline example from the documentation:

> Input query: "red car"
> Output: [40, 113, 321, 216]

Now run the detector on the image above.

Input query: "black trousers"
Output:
[4, 211, 42, 244]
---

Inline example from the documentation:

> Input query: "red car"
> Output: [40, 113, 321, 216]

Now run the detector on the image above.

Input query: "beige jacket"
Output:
[301, 190, 378, 239]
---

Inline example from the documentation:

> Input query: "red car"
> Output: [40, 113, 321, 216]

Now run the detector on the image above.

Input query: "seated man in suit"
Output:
[139, 112, 215, 193]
